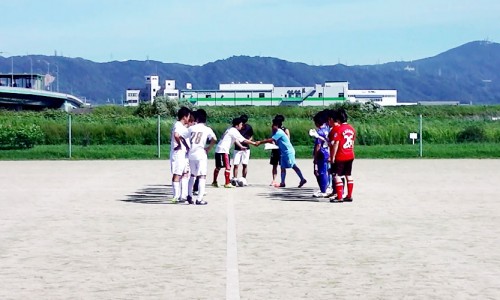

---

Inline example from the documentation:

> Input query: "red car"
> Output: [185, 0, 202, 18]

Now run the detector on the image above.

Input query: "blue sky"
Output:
[1, 0, 499, 66]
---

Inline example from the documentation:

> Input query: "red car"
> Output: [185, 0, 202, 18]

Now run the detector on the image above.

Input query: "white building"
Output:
[347, 89, 398, 106]
[125, 75, 399, 107]
[124, 76, 179, 107]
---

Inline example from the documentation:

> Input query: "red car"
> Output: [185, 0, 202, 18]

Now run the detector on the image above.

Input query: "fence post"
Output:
[419, 114, 423, 157]
[157, 115, 161, 158]
[68, 114, 72, 159]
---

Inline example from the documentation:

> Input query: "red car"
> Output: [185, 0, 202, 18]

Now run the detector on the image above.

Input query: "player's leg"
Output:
[344, 160, 354, 201]
[212, 153, 223, 187]
[288, 153, 306, 187]
[270, 149, 279, 186]
[171, 153, 185, 202]
[223, 153, 233, 188]
[232, 150, 241, 180]
[195, 156, 208, 204]
[180, 161, 190, 201]
[331, 162, 345, 202]
[241, 149, 250, 179]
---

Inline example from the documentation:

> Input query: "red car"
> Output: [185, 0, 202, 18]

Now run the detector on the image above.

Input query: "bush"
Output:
[0, 124, 44, 149]
[456, 125, 486, 143]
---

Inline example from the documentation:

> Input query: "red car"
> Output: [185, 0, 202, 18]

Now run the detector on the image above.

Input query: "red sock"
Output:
[347, 179, 354, 198]
[335, 181, 343, 200]
[213, 169, 218, 183]
[224, 169, 231, 185]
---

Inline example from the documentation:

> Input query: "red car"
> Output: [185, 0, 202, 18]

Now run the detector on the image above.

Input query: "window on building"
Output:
[205, 95, 211, 98]
[318, 93, 323, 98]
[339, 93, 344, 97]
[259, 93, 265, 98]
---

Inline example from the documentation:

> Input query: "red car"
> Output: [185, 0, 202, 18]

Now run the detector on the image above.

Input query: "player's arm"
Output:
[330, 141, 339, 163]
[258, 137, 275, 145]
[285, 128, 290, 138]
[173, 132, 182, 150]
[205, 137, 217, 153]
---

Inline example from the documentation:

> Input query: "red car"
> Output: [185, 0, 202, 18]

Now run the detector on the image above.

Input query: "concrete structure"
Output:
[0, 73, 84, 111]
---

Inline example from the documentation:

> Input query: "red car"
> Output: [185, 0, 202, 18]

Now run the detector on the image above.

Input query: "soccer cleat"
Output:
[313, 191, 326, 198]
[224, 183, 235, 188]
[329, 197, 343, 203]
[343, 197, 353, 202]
[298, 179, 307, 188]
[193, 191, 199, 195]
[170, 197, 179, 204]
[186, 195, 194, 205]
[270, 181, 277, 186]
[211, 182, 219, 188]
[196, 200, 208, 205]
[278, 182, 286, 187]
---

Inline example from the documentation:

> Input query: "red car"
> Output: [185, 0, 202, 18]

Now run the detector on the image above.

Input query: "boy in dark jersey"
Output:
[329, 108, 356, 202]
[269, 115, 290, 187]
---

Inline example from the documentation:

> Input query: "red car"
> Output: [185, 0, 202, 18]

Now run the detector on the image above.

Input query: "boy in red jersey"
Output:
[329, 108, 356, 202]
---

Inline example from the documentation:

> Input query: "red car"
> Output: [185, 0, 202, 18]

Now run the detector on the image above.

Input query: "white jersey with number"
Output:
[215, 127, 246, 154]
[188, 123, 217, 160]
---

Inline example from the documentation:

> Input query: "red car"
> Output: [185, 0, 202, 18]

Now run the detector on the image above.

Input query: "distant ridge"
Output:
[1, 40, 499, 105]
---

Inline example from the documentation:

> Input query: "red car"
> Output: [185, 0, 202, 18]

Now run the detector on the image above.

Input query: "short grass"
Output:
[1, 143, 499, 160]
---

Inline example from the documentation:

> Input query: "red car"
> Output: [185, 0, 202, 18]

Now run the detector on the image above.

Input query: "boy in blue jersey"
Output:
[312, 111, 331, 197]
[257, 118, 307, 188]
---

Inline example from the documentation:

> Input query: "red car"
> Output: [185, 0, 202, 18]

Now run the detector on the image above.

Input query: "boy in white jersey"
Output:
[187, 109, 217, 205]
[170, 106, 191, 203]
[212, 117, 257, 188]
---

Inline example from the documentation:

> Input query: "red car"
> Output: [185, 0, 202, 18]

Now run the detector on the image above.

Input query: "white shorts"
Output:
[233, 149, 250, 165]
[189, 157, 208, 177]
[171, 152, 188, 175]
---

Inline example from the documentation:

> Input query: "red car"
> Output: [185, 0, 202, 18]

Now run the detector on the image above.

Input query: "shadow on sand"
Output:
[256, 186, 335, 203]
[119, 184, 172, 204]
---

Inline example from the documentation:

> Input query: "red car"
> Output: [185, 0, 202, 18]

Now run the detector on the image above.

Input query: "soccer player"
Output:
[212, 117, 257, 188]
[269, 114, 290, 187]
[329, 108, 356, 202]
[187, 109, 217, 205]
[232, 114, 254, 185]
[170, 106, 191, 203]
[312, 111, 330, 198]
[258, 118, 307, 188]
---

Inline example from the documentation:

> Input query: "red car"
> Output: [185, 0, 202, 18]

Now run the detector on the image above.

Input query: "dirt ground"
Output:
[0, 159, 499, 299]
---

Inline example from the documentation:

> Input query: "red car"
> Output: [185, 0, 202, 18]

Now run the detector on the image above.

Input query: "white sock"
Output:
[197, 178, 206, 201]
[181, 175, 189, 199]
[173, 181, 180, 200]
[188, 176, 195, 197]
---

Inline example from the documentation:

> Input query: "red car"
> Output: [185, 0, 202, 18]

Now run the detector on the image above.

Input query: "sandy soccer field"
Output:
[0, 159, 499, 299]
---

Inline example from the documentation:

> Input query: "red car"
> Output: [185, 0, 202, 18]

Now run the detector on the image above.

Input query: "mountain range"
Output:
[1, 40, 499, 105]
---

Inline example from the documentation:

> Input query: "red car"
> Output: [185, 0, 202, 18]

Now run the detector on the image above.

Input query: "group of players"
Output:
[169, 106, 355, 205]
[308, 108, 356, 202]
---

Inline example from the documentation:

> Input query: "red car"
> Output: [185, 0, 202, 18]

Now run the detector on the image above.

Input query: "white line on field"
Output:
[226, 197, 240, 300]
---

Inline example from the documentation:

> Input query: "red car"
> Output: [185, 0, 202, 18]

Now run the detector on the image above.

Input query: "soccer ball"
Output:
[237, 177, 247, 187]
[230, 178, 238, 186]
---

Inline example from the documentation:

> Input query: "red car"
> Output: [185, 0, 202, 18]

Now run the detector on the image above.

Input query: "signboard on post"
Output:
[409, 132, 418, 144]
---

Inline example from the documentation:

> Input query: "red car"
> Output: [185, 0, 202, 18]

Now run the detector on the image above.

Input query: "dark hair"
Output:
[232, 117, 242, 127]
[177, 106, 191, 121]
[272, 118, 282, 127]
[240, 114, 248, 123]
[196, 109, 207, 123]
[337, 108, 348, 123]
[274, 114, 285, 122]
[313, 110, 328, 126]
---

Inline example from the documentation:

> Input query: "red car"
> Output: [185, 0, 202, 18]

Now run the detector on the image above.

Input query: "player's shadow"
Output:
[257, 187, 327, 203]
[120, 184, 173, 204]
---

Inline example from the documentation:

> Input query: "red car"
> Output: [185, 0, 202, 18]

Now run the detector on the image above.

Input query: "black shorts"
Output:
[269, 149, 281, 166]
[332, 159, 354, 176]
[215, 153, 231, 169]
